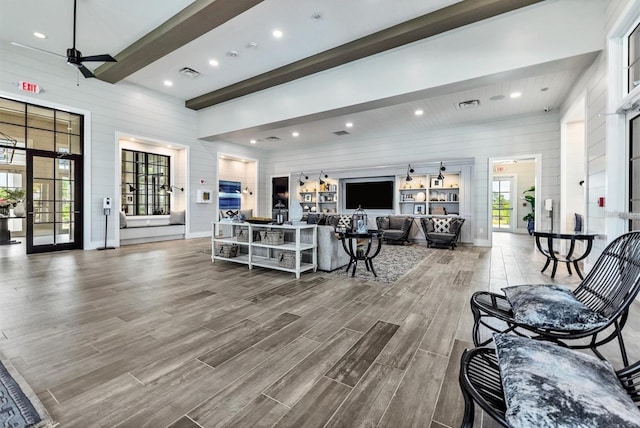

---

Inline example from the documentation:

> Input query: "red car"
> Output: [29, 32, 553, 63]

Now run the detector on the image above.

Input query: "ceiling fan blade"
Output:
[80, 54, 116, 62]
[77, 64, 95, 79]
[10, 42, 65, 58]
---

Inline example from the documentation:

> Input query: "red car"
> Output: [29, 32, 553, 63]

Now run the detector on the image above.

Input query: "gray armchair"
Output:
[420, 217, 464, 249]
[376, 216, 413, 245]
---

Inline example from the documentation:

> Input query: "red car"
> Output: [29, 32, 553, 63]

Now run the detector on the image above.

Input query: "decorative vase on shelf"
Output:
[289, 200, 303, 222]
[13, 201, 25, 217]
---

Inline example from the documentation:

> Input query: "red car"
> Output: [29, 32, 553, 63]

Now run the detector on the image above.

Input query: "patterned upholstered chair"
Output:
[420, 216, 464, 249]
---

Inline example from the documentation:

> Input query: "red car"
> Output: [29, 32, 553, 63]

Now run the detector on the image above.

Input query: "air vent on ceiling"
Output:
[457, 99, 480, 109]
[178, 67, 201, 79]
[333, 130, 350, 136]
[265, 136, 281, 141]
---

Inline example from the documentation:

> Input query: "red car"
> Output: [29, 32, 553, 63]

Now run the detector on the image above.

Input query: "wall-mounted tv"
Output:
[344, 180, 394, 210]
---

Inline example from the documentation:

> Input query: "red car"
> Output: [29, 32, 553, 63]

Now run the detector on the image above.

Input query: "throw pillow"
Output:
[337, 214, 351, 231]
[119, 211, 127, 229]
[433, 218, 450, 233]
[169, 210, 185, 225]
[502, 284, 609, 330]
[494, 333, 640, 428]
[449, 218, 463, 235]
[422, 218, 435, 232]
[377, 217, 390, 230]
[389, 216, 405, 230]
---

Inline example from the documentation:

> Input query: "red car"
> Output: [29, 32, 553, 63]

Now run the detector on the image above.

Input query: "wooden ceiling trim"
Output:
[94, 0, 263, 84]
[185, 0, 543, 110]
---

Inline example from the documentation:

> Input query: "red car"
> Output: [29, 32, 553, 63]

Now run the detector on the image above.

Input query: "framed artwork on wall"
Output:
[430, 177, 443, 188]
[197, 189, 213, 204]
[304, 194, 312, 202]
[414, 204, 425, 215]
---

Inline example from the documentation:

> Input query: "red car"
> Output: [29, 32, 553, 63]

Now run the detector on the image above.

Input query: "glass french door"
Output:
[492, 177, 514, 231]
[26, 150, 82, 253]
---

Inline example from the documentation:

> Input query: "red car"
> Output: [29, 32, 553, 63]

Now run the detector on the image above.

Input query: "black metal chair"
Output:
[471, 231, 640, 367]
[458, 346, 640, 428]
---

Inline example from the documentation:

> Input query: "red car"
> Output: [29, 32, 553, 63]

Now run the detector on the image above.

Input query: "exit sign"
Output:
[19, 81, 41, 94]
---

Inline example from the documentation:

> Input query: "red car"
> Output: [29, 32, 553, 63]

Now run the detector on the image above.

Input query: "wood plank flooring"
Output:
[1, 233, 638, 427]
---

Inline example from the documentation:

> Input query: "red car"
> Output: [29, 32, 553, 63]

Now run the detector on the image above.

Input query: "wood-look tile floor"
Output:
[0, 233, 638, 428]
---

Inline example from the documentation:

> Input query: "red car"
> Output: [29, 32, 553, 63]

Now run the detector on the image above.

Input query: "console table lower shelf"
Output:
[211, 222, 317, 278]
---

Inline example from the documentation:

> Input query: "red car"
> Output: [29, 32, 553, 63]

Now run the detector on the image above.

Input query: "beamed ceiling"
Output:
[2, 0, 602, 149]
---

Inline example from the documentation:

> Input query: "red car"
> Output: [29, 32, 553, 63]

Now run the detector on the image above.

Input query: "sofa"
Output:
[420, 216, 465, 249]
[303, 213, 352, 271]
[376, 215, 413, 244]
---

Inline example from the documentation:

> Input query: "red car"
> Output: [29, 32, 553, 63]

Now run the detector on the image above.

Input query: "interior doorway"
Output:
[488, 156, 540, 246]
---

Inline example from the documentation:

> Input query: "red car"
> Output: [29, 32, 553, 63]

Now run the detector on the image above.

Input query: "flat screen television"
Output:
[344, 180, 394, 210]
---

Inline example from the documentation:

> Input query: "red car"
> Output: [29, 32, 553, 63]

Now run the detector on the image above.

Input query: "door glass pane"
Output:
[0, 98, 25, 125]
[27, 105, 55, 130]
[27, 128, 55, 151]
[492, 179, 512, 229]
[33, 223, 55, 245]
[0, 123, 26, 149]
[56, 133, 81, 155]
[55, 111, 82, 135]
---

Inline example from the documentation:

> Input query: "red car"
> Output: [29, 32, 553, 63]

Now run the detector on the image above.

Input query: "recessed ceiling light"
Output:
[540, 87, 549, 92]
[33, 32, 46, 39]
[227, 50, 239, 57]
[510, 92, 522, 98]
[209, 59, 219, 67]
[272, 29, 283, 39]
[250, 139, 256, 144]
[489, 95, 505, 101]
[292, 131, 299, 137]
[246, 42, 257, 48]
[163, 80, 173, 87]
[414, 109, 424, 116]
[311, 12, 322, 20]
[345, 122, 353, 128]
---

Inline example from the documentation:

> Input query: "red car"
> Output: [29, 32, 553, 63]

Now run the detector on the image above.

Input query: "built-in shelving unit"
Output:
[211, 222, 317, 278]
[297, 180, 339, 215]
[397, 173, 460, 216]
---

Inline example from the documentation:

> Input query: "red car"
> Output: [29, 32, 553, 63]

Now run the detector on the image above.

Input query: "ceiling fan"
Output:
[11, 0, 116, 78]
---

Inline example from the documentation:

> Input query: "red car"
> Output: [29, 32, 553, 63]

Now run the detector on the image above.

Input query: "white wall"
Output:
[0, 44, 251, 247]
[256, 111, 561, 245]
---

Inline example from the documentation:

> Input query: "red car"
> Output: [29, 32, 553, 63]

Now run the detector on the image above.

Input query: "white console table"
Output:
[211, 222, 317, 278]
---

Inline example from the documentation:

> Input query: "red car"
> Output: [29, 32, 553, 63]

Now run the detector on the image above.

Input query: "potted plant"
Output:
[522, 185, 535, 235]
[0, 188, 26, 217]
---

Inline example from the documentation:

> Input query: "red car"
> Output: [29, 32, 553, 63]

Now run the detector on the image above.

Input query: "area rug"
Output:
[0, 353, 56, 428]
[332, 244, 434, 283]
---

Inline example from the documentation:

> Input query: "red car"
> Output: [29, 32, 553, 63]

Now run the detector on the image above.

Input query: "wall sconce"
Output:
[437, 162, 446, 181]
[243, 186, 253, 195]
[127, 184, 136, 192]
[405, 164, 414, 181]
[318, 170, 328, 186]
[298, 172, 308, 186]
[161, 184, 184, 192]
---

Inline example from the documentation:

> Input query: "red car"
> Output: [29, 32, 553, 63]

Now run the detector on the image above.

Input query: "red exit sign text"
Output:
[19, 81, 41, 94]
